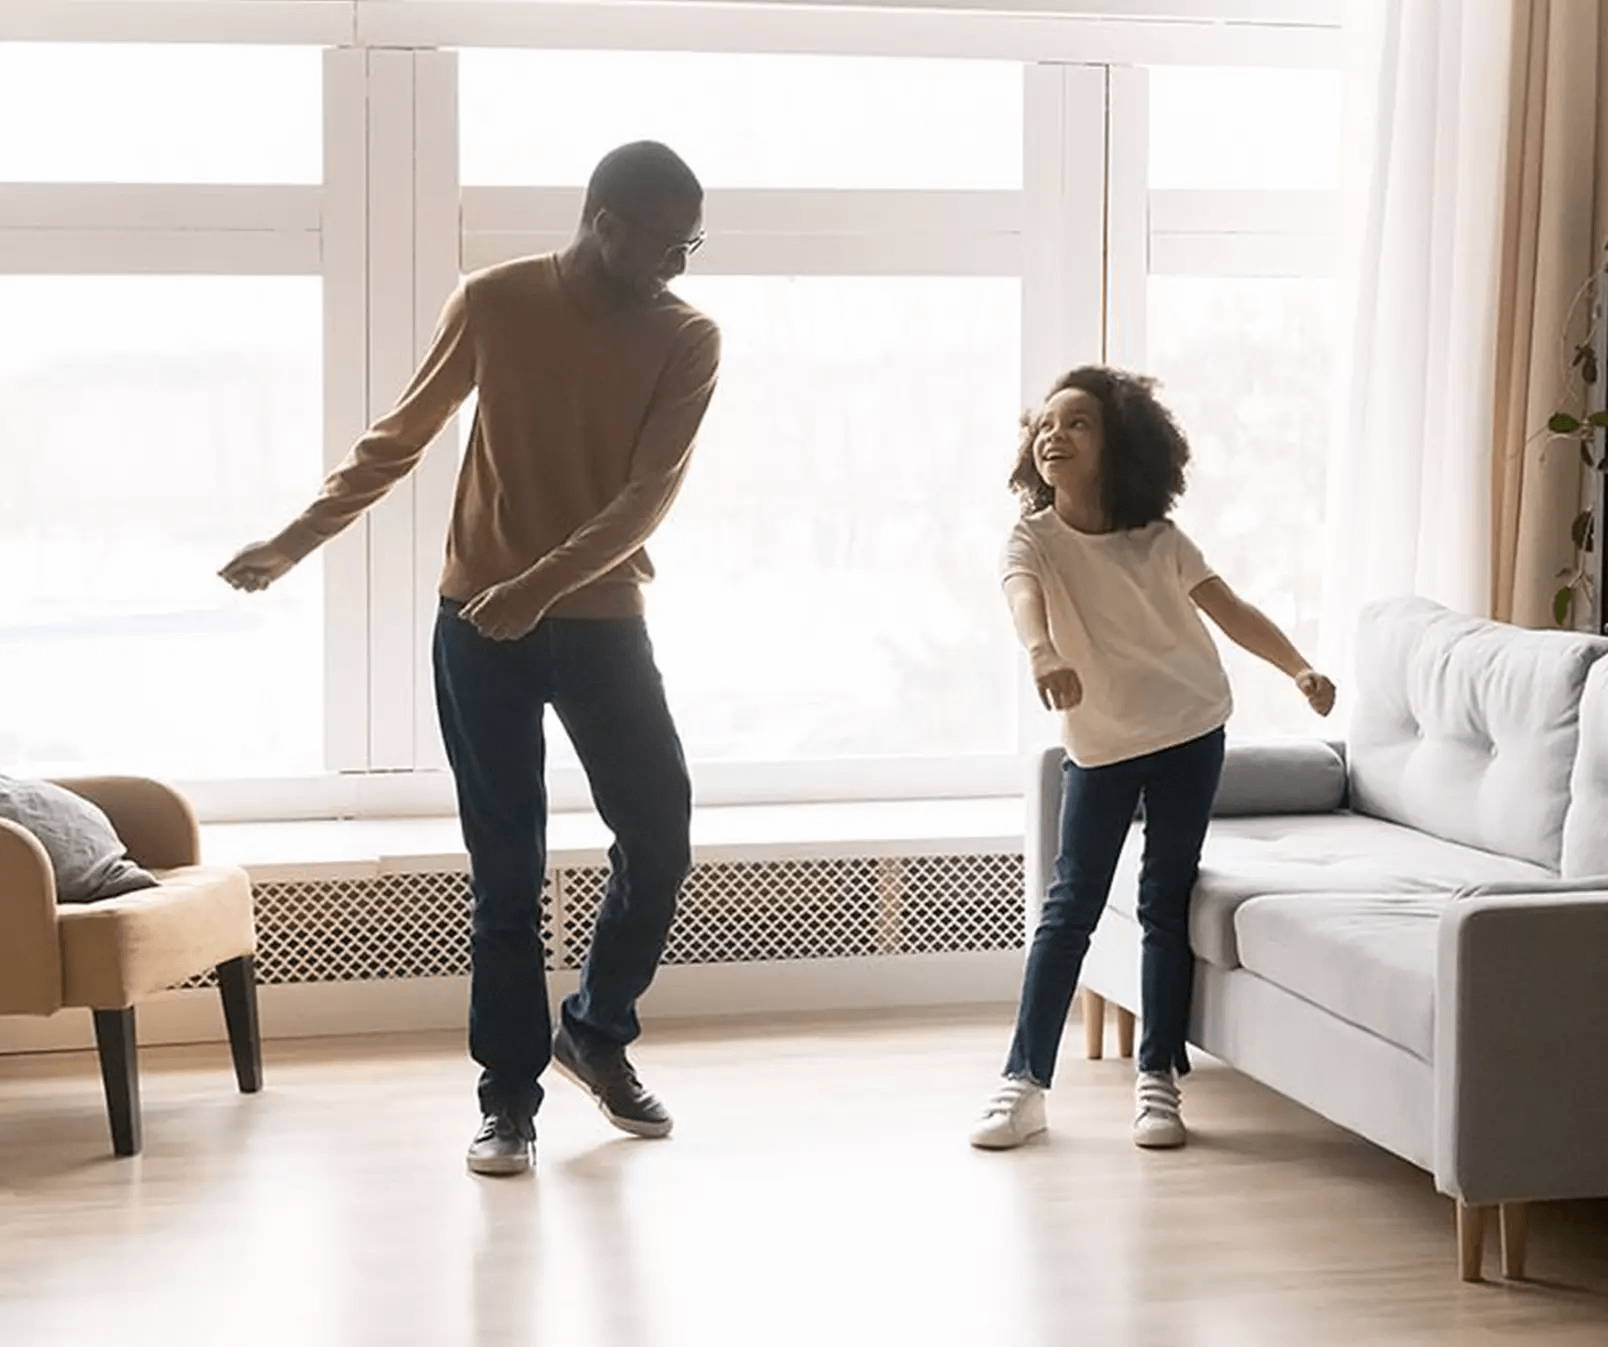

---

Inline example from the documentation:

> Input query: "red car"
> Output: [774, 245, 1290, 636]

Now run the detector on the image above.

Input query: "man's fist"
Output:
[220, 542, 295, 593]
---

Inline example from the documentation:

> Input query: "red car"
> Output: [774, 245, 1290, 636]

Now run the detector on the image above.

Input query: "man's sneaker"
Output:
[1133, 1070, 1186, 1149]
[969, 1078, 1048, 1150]
[552, 1025, 673, 1139]
[466, 1113, 534, 1175]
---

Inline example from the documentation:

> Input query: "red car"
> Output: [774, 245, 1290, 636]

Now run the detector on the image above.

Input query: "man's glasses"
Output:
[610, 209, 706, 267]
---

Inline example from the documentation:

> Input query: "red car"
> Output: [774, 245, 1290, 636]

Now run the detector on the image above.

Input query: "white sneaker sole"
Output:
[969, 1124, 1047, 1151]
[1133, 1127, 1187, 1150]
[466, 1149, 532, 1176]
[552, 1058, 674, 1139]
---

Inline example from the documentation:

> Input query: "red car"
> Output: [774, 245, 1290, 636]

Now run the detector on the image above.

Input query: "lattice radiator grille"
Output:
[187, 852, 1023, 987]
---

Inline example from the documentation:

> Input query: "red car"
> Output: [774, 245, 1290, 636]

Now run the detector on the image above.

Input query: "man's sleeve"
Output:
[275, 285, 476, 562]
[521, 318, 721, 603]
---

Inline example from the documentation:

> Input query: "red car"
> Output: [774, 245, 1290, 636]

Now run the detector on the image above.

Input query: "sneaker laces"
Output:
[1136, 1072, 1180, 1122]
[476, 1113, 531, 1143]
[982, 1078, 1039, 1118]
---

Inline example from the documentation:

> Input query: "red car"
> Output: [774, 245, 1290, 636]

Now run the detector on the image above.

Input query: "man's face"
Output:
[595, 199, 705, 303]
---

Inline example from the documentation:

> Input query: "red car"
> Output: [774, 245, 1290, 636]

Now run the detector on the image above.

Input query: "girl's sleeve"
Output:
[999, 521, 1041, 587]
[1171, 523, 1218, 592]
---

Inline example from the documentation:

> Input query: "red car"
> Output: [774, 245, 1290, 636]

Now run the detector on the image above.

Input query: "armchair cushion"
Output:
[57, 865, 255, 1009]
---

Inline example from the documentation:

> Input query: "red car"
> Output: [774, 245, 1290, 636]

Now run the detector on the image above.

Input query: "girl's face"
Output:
[1032, 387, 1104, 501]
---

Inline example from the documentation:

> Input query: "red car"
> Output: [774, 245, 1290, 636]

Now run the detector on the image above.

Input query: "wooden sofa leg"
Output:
[1500, 1203, 1529, 1281]
[218, 956, 263, 1094]
[1115, 1006, 1136, 1059]
[1082, 987, 1106, 1060]
[92, 1008, 141, 1157]
[1457, 1201, 1488, 1282]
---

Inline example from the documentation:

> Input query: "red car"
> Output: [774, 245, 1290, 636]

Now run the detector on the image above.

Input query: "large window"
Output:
[1, 9, 1350, 815]
[0, 40, 335, 785]
[1129, 64, 1343, 738]
[453, 47, 1030, 786]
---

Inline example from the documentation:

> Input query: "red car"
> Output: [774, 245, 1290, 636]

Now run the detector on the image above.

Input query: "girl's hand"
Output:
[1295, 669, 1336, 717]
[1029, 645, 1083, 711]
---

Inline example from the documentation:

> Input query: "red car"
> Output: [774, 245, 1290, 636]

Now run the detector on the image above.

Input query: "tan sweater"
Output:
[276, 254, 721, 618]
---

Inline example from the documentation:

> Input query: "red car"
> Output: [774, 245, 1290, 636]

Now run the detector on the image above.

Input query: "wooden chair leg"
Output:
[1500, 1202, 1529, 1281]
[92, 1008, 141, 1157]
[217, 955, 263, 1094]
[1457, 1200, 1487, 1282]
[1082, 987, 1106, 1060]
[1115, 1005, 1136, 1059]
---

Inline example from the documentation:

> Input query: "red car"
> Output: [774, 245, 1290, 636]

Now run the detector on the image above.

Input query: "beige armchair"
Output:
[0, 777, 260, 1156]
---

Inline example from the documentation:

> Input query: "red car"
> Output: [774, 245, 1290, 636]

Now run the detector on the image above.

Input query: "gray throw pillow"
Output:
[0, 776, 160, 903]
[1212, 740, 1349, 817]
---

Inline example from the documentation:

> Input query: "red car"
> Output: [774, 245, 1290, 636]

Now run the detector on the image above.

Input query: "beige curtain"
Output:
[1490, 0, 1608, 628]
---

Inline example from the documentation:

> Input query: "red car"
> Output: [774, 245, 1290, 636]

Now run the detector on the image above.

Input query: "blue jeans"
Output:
[1005, 727, 1225, 1085]
[434, 600, 692, 1121]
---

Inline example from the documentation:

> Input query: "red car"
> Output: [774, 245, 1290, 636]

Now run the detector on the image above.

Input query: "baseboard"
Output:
[0, 950, 1023, 1054]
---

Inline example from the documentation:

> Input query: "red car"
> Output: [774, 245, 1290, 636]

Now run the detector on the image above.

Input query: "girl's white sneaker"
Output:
[969, 1078, 1048, 1149]
[1133, 1070, 1186, 1149]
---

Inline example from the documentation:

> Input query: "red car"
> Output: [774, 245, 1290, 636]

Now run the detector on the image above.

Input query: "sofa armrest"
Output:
[0, 817, 64, 1015]
[1434, 893, 1608, 1204]
[1024, 748, 1064, 934]
[51, 776, 200, 871]
[1213, 740, 1348, 817]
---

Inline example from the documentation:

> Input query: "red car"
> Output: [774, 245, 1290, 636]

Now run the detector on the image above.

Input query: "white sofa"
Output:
[1025, 596, 1608, 1281]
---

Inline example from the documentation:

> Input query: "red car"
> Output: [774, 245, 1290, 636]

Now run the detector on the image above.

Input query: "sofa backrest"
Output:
[1348, 597, 1608, 870]
[1563, 657, 1608, 878]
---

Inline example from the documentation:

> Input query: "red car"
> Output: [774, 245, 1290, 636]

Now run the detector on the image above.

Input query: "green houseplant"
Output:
[1547, 241, 1608, 629]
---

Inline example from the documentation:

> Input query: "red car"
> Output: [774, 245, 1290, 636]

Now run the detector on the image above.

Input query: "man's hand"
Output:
[1295, 669, 1337, 717]
[220, 541, 295, 593]
[461, 575, 552, 642]
[1029, 645, 1083, 711]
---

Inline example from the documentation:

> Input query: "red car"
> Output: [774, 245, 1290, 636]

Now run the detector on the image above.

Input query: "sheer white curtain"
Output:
[1320, 0, 1515, 680]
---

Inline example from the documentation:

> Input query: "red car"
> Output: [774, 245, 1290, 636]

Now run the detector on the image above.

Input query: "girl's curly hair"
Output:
[1008, 366, 1191, 528]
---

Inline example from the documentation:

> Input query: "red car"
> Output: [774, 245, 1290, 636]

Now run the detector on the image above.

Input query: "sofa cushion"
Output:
[1106, 812, 1552, 969]
[57, 865, 255, 1009]
[1563, 658, 1608, 879]
[1233, 893, 1444, 1061]
[1348, 597, 1608, 870]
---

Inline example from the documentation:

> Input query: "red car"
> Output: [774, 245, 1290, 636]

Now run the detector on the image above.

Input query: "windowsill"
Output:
[201, 796, 1027, 882]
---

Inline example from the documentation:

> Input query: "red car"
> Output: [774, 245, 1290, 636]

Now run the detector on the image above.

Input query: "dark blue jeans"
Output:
[434, 601, 692, 1122]
[1005, 727, 1225, 1086]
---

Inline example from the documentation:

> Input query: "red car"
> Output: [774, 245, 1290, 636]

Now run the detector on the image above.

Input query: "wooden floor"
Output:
[2, 1008, 1606, 1347]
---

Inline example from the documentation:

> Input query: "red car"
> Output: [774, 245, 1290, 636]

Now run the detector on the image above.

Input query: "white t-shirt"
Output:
[1001, 510, 1233, 768]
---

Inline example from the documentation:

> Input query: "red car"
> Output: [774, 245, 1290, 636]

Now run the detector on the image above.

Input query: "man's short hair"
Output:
[582, 142, 703, 223]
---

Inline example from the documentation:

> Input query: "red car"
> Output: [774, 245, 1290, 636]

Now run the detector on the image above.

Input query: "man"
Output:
[221, 142, 719, 1176]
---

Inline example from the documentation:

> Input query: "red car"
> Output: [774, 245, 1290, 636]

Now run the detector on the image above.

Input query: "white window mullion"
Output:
[411, 48, 462, 772]
[364, 48, 424, 770]
[321, 48, 371, 773]
[1104, 63, 1149, 368]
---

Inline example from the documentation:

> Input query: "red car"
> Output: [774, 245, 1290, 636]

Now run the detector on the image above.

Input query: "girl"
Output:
[971, 367, 1335, 1152]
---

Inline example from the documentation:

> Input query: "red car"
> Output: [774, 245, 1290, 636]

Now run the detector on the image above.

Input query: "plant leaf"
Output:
[1572, 510, 1594, 550]
[1583, 441, 1597, 467]
[1554, 586, 1575, 626]
[1588, 410, 1608, 428]
[1550, 412, 1582, 434]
